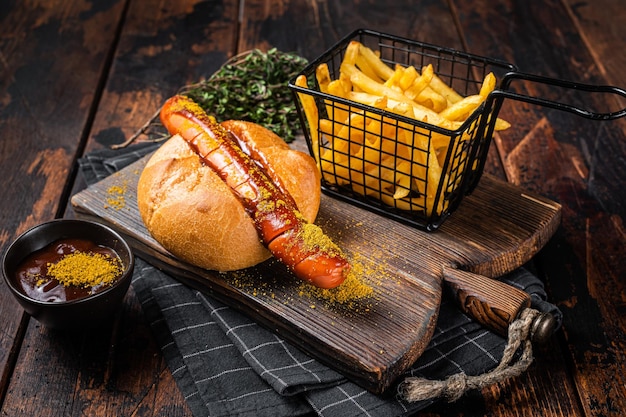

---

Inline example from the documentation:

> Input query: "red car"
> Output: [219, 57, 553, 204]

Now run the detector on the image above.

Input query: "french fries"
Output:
[296, 41, 510, 218]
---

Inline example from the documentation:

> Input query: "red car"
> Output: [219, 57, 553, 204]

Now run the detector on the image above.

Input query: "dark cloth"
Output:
[78, 143, 562, 417]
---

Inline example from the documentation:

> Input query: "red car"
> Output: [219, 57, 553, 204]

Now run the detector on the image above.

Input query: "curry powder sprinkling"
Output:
[47, 252, 123, 288]
[105, 180, 128, 210]
[297, 255, 374, 307]
[297, 223, 344, 258]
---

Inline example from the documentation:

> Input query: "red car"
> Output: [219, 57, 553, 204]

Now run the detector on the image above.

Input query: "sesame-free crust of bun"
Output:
[137, 122, 321, 271]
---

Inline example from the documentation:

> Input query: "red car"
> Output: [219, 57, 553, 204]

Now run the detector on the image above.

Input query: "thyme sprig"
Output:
[183, 48, 308, 143]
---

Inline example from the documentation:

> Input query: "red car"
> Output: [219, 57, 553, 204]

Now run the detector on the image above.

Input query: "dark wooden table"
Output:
[1, 1, 624, 416]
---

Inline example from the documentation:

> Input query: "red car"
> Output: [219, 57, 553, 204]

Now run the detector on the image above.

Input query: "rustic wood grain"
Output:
[2, 288, 173, 416]
[82, 0, 241, 153]
[443, 267, 531, 337]
[564, 0, 626, 104]
[1, 0, 624, 415]
[0, 0, 128, 408]
[453, 0, 626, 416]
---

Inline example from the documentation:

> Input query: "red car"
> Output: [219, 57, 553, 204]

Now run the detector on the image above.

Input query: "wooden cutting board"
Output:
[71, 149, 560, 394]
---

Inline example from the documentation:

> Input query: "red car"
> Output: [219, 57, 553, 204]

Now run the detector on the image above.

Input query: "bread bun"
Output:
[137, 121, 321, 271]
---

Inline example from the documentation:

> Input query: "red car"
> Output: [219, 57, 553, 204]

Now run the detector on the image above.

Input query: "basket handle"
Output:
[489, 71, 626, 121]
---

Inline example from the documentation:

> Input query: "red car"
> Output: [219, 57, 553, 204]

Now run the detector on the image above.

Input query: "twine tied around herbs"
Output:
[399, 308, 540, 403]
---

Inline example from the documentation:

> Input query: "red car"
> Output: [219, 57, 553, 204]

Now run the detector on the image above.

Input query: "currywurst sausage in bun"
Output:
[137, 95, 350, 289]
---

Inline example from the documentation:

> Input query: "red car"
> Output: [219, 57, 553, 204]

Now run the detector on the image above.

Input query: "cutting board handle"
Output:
[442, 266, 556, 344]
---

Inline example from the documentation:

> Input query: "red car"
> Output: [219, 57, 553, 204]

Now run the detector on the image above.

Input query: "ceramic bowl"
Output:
[2, 219, 134, 330]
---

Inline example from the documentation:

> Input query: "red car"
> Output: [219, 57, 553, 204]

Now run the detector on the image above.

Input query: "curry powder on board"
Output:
[106, 180, 128, 210]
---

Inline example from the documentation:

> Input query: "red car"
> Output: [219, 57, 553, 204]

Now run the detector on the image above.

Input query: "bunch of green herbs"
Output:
[183, 48, 308, 143]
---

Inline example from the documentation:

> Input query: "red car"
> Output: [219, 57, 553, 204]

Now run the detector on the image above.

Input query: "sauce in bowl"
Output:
[14, 238, 124, 303]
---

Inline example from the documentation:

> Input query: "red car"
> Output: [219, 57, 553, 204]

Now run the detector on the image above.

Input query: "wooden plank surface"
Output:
[454, 0, 626, 416]
[0, 0, 129, 410]
[557, 4, 626, 415]
[1, 0, 624, 415]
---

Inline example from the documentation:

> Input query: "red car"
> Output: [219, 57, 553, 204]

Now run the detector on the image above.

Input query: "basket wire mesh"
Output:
[290, 29, 517, 231]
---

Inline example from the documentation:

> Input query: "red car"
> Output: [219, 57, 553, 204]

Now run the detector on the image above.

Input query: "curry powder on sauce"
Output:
[46, 252, 123, 288]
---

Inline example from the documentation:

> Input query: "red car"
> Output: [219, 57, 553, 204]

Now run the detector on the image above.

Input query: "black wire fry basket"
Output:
[289, 28, 626, 231]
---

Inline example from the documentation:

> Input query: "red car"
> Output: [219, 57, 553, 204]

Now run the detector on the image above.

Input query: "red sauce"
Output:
[13, 238, 123, 303]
